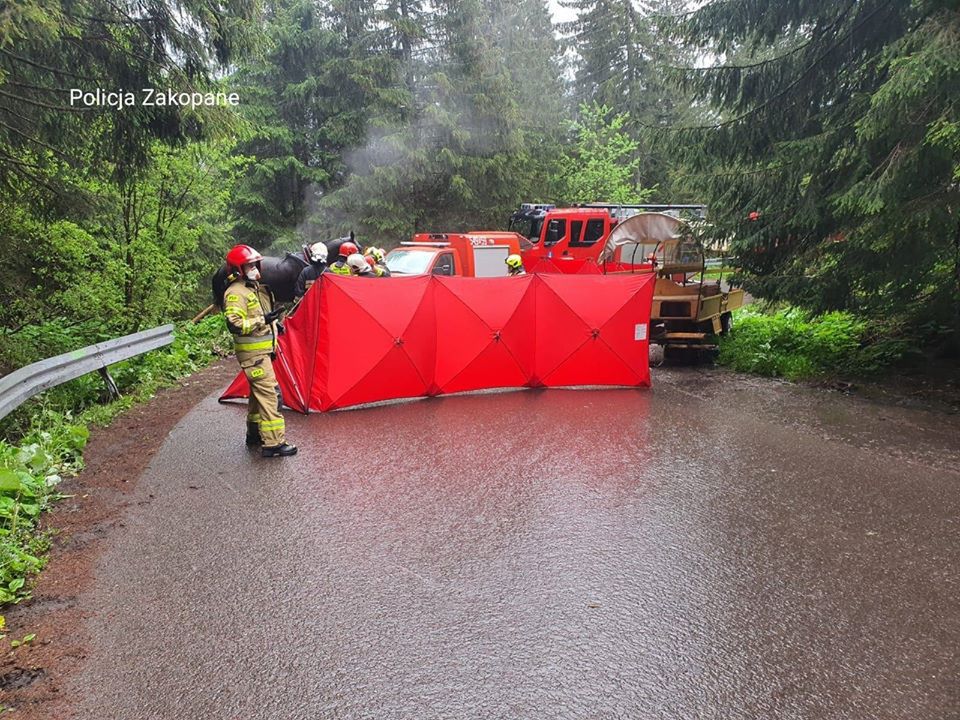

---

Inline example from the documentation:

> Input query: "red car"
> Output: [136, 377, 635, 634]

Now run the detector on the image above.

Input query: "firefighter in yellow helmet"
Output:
[222, 245, 297, 457]
[364, 246, 391, 277]
[505, 254, 526, 276]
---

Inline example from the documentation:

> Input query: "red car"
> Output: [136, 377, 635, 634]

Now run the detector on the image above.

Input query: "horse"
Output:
[321, 231, 360, 264]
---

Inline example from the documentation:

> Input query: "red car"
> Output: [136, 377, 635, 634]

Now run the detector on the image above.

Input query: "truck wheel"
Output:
[649, 344, 665, 368]
[720, 312, 733, 336]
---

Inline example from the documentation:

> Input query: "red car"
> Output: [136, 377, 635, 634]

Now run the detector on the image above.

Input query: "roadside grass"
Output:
[0, 317, 230, 607]
[693, 267, 736, 281]
[717, 305, 913, 380]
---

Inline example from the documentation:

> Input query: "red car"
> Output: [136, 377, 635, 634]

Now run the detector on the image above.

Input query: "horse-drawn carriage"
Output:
[600, 213, 745, 359]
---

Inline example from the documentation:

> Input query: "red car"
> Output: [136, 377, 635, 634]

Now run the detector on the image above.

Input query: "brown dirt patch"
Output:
[0, 360, 234, 718]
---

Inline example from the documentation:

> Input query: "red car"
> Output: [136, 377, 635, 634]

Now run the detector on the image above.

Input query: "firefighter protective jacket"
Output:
[294, 263, 326, 299]
[329, 260, 351, 276]
[223, 279, 276, 360]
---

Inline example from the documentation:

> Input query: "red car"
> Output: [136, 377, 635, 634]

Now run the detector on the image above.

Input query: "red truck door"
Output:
[543, 212, 610, 260]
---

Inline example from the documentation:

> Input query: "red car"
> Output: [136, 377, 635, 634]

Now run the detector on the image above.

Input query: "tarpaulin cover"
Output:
[601, 212, 687, 264]
[221, 273, 654, 412]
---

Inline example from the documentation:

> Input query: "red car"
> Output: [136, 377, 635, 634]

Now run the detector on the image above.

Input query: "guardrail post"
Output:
[98, 367, 121, 400]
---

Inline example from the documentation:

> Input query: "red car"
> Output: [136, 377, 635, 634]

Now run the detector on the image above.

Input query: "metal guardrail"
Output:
[0, 325, 175, 421]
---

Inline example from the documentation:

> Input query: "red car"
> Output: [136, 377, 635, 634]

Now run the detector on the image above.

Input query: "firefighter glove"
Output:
[264, 308, 283, 324]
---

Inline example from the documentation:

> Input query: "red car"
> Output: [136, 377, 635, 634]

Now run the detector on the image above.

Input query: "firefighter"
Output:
[294, 242, 328, 300]
[347, 253, 375, 276]
[222, 244, 297, 458]
[365, 247, 391, 277]
[505, 254, 526, 276]
[329, 241, 358, 276]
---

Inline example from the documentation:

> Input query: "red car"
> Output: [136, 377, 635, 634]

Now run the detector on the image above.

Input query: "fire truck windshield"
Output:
[508, 216, 544, 243]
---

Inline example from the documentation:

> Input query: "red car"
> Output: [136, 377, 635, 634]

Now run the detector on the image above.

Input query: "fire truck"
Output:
[385, 232, 524, 277]
[507, 202, 708, 268]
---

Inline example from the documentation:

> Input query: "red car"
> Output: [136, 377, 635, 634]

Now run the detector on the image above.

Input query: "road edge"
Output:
[0, 359, 235, 718]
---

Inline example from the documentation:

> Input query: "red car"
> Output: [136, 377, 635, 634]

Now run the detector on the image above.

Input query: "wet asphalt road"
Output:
[70, 368, 960, 719]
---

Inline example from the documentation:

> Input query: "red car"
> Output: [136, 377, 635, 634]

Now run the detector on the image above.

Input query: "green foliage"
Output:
[0, 317, 228, 606]
[672, 1, 960, 352]
[0, 140, 248, 337]
[0, 424, 86, 605]
[560, 0, 697, 194]
[315, 0, 568, 243]
[0, 0, 257, 189]
[717, 307, 911, 380]
[10, 633, 37, 648]
[559, 103, 654, 205]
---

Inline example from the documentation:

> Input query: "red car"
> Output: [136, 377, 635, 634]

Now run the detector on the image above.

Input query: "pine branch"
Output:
[660, 0, 898, 132]
[0, 88, 89, 112]
[0, 48, 97, 82]
[0, 119, 77, 162]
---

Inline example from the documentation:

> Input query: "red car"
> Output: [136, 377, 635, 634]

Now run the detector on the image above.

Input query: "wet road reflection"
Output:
[73, 371, 960, 719]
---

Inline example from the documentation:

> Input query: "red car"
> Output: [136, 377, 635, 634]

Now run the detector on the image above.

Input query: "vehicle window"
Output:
[567, 220, 584, 247]
[508, 217, 545, 244]
[545, 219, 566, 246]
[385, 249, 436, 275]
[530, 218, 544, 243]
[582, 218, 605, 245]
[432, 253, 455, 276]
[509, 217, 534, 240]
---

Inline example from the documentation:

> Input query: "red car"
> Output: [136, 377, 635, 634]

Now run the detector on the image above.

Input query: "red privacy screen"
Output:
[220, 273, 655, 412]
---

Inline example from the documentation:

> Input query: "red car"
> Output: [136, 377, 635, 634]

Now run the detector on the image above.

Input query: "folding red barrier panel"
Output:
[314, 274, 435, 411]
[533, 273, 654, 388]
[432, 276, 536, 395]
[220, 273, 654, 412]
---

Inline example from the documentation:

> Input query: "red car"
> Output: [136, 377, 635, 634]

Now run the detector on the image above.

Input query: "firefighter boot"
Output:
[245, 421, 262, 447]
[262, 442, 297, 458]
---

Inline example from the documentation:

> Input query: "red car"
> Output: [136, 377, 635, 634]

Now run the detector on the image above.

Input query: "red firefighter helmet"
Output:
[338, 241, 358, 258]
[226, 244, 263, 271]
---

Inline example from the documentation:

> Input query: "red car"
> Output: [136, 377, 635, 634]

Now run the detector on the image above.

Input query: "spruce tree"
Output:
[229, 0, 409, 247]
[673, 1, 960, 345]
[0, 0, 256, 187]
[560, 0, 693, 194]
[320, 0, 568, 242]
